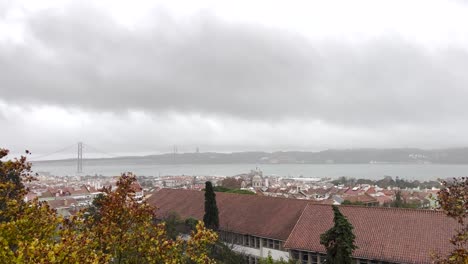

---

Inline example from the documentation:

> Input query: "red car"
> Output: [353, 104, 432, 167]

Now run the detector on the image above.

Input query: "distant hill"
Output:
[32, 147, 468, 164]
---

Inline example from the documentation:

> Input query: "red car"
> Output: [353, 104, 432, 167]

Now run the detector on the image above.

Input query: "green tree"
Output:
[209, 243, 247, 264]
[164, 211, 183, 240]
[320, 205, 357, 264]
[85, 173, 218, 263]
[220, 177, 243, 189]
[185, 217, 198, 231]
[342, 200, 364, 206]
[226, 189, 255, 195]
[434, 177, 467, 263]
[0, 149, 108, 263]
[203, 181, 219, 231]
[259, 253, 296, 264]
[0, 149, 219, 263]
[392, 190, 403, 208]
[0, 149, 35, 222]
[84, 193, 105, 222]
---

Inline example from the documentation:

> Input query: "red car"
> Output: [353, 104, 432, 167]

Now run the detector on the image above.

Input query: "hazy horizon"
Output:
[23, 145, 468, 163]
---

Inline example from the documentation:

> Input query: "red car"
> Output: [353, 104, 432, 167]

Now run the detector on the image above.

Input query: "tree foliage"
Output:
[0, 149, 218, 263]
[213, 185, 255, 195]
[259, 253, 296, 264]
[392, 190, 403, 208]
[0, 149, 107, 263]
[320, 205, 357, 264]
[220, 177, 243, 189]
[0, 149, 35, 222]
[203, 181, 220, 231]
[342, 200, 364, 206]
[434, 177, 467, 263]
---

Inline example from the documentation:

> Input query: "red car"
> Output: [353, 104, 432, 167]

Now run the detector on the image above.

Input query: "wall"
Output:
[230, 244, 290, 261]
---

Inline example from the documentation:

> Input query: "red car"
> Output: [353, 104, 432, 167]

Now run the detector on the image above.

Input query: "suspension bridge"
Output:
[30, 142, 119, 173]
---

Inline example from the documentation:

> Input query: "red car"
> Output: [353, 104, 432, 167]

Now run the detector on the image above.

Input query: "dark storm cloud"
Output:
[1, 3, 468, 127]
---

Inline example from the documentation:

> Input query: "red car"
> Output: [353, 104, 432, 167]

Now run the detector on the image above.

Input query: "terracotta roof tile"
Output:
[284, 204, 458, 263]
[344, 193, 378, 204]
[146, 189, 458, 264]
[147, 188, 310, 240]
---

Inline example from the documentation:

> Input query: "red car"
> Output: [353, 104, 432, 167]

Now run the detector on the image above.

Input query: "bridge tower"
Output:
[77, 142, 83, 173]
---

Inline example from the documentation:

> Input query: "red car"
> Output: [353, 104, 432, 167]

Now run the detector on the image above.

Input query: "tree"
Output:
[164, 211, 183, 240]
[392, 190, 403, 208]
[0, 149, 219, 263]
[84, 173, 218, 263]
[185, 217, 198, 231]
[342, 200, 364, 206]
[226, 189, 255, 195]
[320, 205, 357, 264]
[203, 181, 219, 231]
[434, 177, 467, 263]
[84, 192, 105, 222]
[0, 149, 35, 222]
[259, 253, 296, 264]
[213, 185, 255, 195]
[220, 177, 243, 189]
[0, 149, 107, 263]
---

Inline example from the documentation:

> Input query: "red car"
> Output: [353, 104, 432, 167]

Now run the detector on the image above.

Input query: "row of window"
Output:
[291, 250, 326, 264]
[291, 250, 398, 264]
[219, 234, 400, 264]
[356, 260, 397, 264]
[218, 231, 283, 250]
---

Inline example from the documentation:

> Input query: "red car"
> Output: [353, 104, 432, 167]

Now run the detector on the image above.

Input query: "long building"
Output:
[147, 189, 458, 264]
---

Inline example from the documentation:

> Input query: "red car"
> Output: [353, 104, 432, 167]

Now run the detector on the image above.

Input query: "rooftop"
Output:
[147, 188, 458, 263]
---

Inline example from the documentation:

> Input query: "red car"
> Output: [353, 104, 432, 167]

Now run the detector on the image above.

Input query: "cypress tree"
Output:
[203, 181, 219, 230]
[320, 205, 357, 264]
[393, 190, 403, 208]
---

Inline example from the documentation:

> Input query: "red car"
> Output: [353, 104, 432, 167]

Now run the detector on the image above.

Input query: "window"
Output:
[236, 234, 243, 245]
[356, 259, 369, 264]
[301, 252, 309, 264]
[310, 253, 318, 264]
[221, 231, 229, 242]
[250, 236, 255, 248]
[255, 237, 260, 248]
[268, 239, 274, 248]
[291, 250, 300, 260]
[274, 240, 280, 250]
[244, 235, 250, 246]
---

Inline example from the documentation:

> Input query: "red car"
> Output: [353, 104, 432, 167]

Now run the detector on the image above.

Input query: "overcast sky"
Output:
[2, 0, 468, 158]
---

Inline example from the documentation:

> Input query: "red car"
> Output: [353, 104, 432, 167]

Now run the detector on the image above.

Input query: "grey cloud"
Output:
[1, 3, 468, 127]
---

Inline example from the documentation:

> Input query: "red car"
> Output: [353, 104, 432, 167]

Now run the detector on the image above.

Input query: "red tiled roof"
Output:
[130, 182, 143, 192]
[47, 198, 78, 209]
[284, 204, 458, 264]
[375, 195, 392, 205]
[147, 189, 458, 264]
[344, 187, 365, 196]
[147, 188, 310, 240]
[366, 187, 376, 195]
[344, 193, 378, 204]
